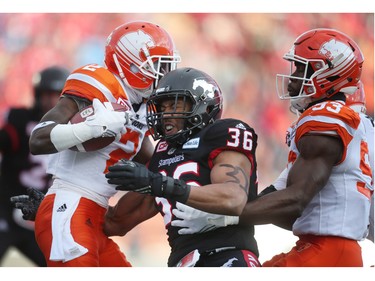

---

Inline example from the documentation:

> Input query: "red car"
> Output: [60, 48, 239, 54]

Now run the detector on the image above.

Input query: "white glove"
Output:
[50, 99, 130, 151]
[171, 202, 239, 235]
[85, 98, 128, 138]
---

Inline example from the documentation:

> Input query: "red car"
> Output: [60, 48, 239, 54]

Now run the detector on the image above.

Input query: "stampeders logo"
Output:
[193, 79, 215, 98]
[158, 154, 185, 168]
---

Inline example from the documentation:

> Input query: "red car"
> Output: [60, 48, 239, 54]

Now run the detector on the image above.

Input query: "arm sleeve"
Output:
[272, 167, 288, 191]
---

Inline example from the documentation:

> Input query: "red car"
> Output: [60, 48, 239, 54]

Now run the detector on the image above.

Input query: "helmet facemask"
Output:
[276, 54, 331, 111]
[138, 47, 180, 85]
[147, 90, 199, 145]
[111, 49, 181, 99]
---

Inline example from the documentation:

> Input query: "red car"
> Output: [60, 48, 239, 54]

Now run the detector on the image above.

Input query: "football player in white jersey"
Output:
[346, 82, 374, 243]
[170, 28, 372, 266]
[21, 21, 180, 267]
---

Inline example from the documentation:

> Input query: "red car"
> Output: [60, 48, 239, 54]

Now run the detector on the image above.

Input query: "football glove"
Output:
[171, 202, 239, 235]
[10, 187, 45, 221]
[106, 160, 191, 203]
[86, 98, 128, 138]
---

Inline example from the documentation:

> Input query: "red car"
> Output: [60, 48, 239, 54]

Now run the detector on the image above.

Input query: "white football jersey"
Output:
[287, 101, 373, 240]
[46, 65, 149, 206]
[360, 113, 374, 242]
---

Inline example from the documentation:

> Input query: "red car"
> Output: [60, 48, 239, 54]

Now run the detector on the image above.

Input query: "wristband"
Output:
[50, 123, 94, 151]
[160, 176, 191, 203]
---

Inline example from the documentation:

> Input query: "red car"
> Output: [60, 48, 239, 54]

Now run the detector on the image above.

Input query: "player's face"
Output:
[159, 97, 192, 137]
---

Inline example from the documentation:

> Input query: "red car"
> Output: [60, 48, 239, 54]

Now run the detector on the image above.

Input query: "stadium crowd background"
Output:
[0, 13, 373, 266]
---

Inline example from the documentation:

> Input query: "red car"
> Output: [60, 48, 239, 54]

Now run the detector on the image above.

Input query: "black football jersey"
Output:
[148, 118, 259, 266]
[0, 108, 51, 212]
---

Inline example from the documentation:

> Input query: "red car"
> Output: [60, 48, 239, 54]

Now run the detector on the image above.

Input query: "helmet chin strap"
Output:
[126, 88, 145, 105]
[291, 95, 313, 111]
[112, 54, 125, 79]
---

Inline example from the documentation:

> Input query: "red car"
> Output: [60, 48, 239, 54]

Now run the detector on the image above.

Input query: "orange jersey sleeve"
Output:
[62, 64, 130, 104]
[295, 100, 361, 163]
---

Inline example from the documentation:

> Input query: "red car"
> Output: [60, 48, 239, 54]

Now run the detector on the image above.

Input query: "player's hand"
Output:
[10, 187, 45, 221]
[106, 160, 162, 194]
[86, 98, 129, 138]
[106, 160, 191, 203]
[171, 202, 239, 235]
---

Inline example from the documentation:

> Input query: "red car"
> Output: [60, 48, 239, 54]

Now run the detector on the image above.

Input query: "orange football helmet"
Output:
[276, 28, 364, 111]
[104, 21, 181, 98]
[346, 81, 366, 114]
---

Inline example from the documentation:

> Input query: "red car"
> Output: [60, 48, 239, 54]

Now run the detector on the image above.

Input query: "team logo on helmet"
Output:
[193, 79, 215, 98]
[318, 39, 349, 61]
[118, 30, 156, 65]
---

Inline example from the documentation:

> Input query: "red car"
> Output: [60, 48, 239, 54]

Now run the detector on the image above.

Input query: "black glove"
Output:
[106, 160, 191, 203]
[10, 187, 45, 221]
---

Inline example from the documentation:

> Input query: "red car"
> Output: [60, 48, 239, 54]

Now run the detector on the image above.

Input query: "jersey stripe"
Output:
[295, 103, 360, 164]
[66, 73, 117, 102]
[62, 65, 130, 104]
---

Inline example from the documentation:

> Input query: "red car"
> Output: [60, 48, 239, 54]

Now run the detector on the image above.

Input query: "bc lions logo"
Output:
[193, 79, 215, 98]
[319, 39, 351, 61]
[118, 30, 155, 63]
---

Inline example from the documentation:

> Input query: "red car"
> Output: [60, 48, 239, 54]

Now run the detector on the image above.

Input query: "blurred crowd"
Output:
[0, 13, 373, 266]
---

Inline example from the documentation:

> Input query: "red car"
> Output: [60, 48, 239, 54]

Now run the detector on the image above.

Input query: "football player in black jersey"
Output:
[104, 67, 260, 267]
[0, 66, 69, 266]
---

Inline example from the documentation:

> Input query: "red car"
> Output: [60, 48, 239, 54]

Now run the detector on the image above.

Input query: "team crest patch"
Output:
[182, 138, 200, 149]
[156, 141, 168, 152]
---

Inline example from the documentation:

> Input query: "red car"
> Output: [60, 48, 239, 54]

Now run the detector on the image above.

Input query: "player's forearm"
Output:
[30, 122, 91, 154]
[186, 183, 247, 216]
[30, 97, 78, 154]
[104, 193, 158, 236]
[29, 124, 59, 154]
[239, 187, 303, 226]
